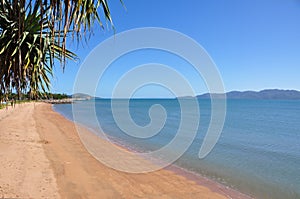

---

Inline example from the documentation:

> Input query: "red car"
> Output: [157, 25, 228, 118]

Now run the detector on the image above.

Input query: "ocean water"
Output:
[53, 99, 300, 199]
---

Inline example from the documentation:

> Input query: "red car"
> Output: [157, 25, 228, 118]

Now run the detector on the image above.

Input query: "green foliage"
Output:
[0, 0, 118, 100]
[0, 91, 69, 101]
[40, 92, 69, 100]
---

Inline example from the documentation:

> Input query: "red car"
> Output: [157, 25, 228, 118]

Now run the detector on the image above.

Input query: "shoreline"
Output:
[0, 102, 251, 198]
[52, 103, 252, 199]
[72, 121, 252, 199]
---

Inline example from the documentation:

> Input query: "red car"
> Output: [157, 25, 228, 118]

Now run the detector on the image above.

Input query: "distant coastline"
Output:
[73, 89, 300, 100]
[195, 89, 300, 100]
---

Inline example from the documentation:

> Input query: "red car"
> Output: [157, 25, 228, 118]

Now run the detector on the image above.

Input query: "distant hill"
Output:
[196, 89, 300, 100]
[72, 93, 93, 100]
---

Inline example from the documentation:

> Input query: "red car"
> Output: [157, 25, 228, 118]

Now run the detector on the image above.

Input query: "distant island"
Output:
[195, 89, 300, 100]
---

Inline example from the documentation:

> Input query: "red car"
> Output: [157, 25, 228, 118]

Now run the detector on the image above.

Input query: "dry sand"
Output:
[0, 102, 251, 199]
[0, 103, 59, 198]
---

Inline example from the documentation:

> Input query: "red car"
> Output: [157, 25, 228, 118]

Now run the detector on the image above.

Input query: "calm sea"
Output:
[53, 99, 300, 199]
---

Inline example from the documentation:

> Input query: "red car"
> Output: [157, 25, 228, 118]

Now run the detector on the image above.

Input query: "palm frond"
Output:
[0, 0, 118, 99]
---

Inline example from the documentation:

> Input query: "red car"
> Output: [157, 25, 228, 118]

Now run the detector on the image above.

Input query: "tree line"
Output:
[0, 91, 69, 101]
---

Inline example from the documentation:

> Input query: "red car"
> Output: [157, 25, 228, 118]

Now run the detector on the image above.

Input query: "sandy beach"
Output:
[0, 102, 251, 199]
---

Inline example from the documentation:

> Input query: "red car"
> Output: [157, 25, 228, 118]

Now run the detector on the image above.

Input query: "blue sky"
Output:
[51, 0, 300, 97]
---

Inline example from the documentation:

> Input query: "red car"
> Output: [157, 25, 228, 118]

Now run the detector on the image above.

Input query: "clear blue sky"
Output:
[51, 0, 300, 97]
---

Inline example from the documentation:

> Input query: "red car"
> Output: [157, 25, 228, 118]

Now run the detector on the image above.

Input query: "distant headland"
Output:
[195, 89, 300, 100]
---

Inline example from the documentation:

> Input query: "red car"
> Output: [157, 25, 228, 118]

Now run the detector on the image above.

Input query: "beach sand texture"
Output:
[0, 103, 249, 199]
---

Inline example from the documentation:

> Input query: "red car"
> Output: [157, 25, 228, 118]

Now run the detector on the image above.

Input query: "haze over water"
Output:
[54, 99, 300, 199]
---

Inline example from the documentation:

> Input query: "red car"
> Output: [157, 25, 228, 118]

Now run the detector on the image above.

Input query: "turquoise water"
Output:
[54, 99, 300, 199]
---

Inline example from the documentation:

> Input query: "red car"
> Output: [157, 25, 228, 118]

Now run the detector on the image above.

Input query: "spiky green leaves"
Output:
[0, 0, 117, 99]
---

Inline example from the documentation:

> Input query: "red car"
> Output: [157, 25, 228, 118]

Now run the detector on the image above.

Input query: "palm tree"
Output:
[0, 0, 118, 100]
